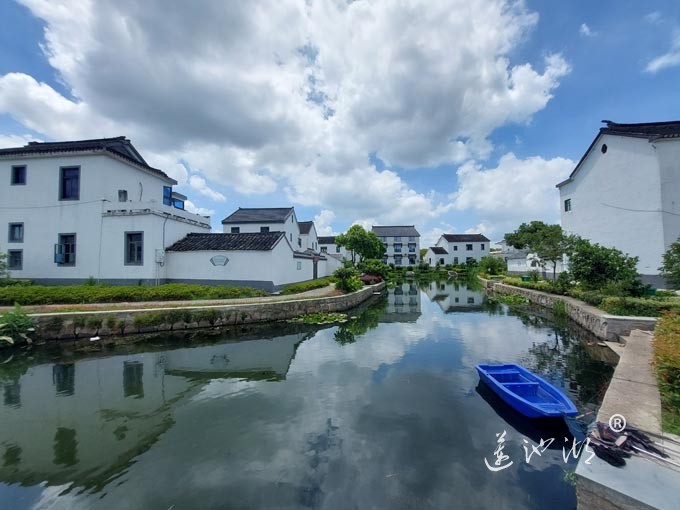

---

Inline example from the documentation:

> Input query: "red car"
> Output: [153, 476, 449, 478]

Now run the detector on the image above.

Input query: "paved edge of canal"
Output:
[24, 281, 387, 342]
[483, 278, 680, 510]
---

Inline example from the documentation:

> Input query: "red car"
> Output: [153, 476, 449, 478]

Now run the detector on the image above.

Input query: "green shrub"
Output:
[599, 297, 680, 317]
[0, 279, 32, 287]
[357, 259, 389, 278]
[654, 312, 680, 434]
[333, 267, 363, 293]
[280, 278, 333, 295]
[0, 283, 267, 306]
[479, 256, 506, 276]
[0, 305, 36, 346]
[86, 316, 103, 335]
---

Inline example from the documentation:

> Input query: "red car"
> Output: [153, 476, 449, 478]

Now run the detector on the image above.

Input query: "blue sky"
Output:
[1, 0, 680, 245]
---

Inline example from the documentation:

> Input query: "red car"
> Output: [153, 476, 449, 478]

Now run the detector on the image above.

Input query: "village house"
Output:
[557, 120, 680, 286]
[318, 236, 352, 262]
[493, 239, 565, 277]
[373, 225, 420, 266]
[424, 233, 490, 267]
[0, 137, 339, 290]
[0, 137, 210, 285]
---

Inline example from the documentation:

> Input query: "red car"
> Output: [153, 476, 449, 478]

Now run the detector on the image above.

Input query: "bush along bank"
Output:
[653, 312, 680, 434]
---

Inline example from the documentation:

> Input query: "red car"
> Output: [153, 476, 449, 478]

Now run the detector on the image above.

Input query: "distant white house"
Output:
[493, 239, 565, 277]
[373, 225, 420, 266]
[424, 234, 490, 267]
[318, 236, 352, 262]
[0, 137, 210, 285]
[557, 120, 680, 286]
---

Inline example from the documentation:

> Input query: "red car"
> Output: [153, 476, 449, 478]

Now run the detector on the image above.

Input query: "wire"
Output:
[599, 202, 680, 217]
[0, 199, 107, 210]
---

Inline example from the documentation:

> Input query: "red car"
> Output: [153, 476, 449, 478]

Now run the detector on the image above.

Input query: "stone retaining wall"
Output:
[30, 282, 386, 341]
[489, 282, 657, 341]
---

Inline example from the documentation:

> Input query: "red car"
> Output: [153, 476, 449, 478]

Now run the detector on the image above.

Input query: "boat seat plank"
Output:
[503, 382, 539, 387]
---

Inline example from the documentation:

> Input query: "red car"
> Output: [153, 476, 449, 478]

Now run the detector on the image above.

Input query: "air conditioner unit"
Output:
[155, 249, 166, 264]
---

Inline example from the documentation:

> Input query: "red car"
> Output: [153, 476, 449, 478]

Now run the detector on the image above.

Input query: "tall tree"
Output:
[335, 225, 385, 263]
[505, 221, 567, 281]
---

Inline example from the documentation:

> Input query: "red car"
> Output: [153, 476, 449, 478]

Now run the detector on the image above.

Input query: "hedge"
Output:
[280, 278, 334, 295]
[0, 283, 267, 306]
[599, 297, 680, 317]
[654, 313, 680, 434]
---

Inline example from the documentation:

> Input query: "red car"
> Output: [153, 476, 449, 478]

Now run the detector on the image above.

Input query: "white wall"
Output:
[380, 236, 420, 266]
[559, 134, 665, 277]
[0, 153, 209, 283]
[222, 212, 301, 248]
[430, 237, 488, 265]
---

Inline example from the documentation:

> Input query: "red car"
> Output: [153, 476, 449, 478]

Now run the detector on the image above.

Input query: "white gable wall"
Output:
[559, 134, 665, 277]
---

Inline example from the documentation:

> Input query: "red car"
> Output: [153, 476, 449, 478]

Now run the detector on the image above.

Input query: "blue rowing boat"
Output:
[476, 364, 578, 418]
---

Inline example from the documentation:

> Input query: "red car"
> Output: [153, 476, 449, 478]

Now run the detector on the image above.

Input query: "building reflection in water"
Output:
[383, 282, 421, 322]
[423, 280, 486, 312]
[0, 332, 308, 491]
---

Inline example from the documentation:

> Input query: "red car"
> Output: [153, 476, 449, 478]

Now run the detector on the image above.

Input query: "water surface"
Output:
[0, 281, 613, 509]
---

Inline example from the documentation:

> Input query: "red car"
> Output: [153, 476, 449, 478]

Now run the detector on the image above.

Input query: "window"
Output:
[59, 167, 80, 200]
[290, 233, 293, 242]
[394, 236, 402, 242]
[439, 258, 445, 265]
[8, 223, 23, 243]
[321, 246, 327, 253]
[408, 236, 415, 242]
[260, 226, 270, 233]
[163, 186, 172, 206]
[297, 261, 302, 270]
[125, 232, 143, 265]
[394, 243, 402, 253]
[467, 297, 475, 304]
[11, 165, 26, 185]
[336, 245, 340, 253]
[408, 256, 416, 265]
[453, 245, 458, 251]
[395, 255, 403, 265]
[601, 144, 608, 154]
[454, 257, 459, 265]
[466, 257, 475, 264]
[118, 189, 128, 202]
[298, 238, 302, 248]
[173, 198, 185, 210]
[455, 297, 459, 303]
[7, 250, 22, 270]
[480, 244, 485, 251]
[408, 244, 416, 253]
[123, 361, 144, 399]
[55, 234, 76, 266]
[564, 198, 572, 212]
[466, 244, 473, 251]
[231, 227, 240, 234]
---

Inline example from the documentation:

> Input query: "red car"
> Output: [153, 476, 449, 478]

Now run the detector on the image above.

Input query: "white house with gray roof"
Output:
[424, 234, 490, 267]
[0, 136, 210, 285]
[372, 225, 420, 266]
[558, 120, 680, 286]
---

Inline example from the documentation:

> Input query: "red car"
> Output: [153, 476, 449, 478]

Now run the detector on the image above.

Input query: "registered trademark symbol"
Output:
[609, 414, 626, 433]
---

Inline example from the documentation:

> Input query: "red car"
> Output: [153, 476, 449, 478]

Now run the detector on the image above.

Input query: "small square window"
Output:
[8, 223, 23, 243]
[453, 245, 458, 251]
[59, 167, 80, 200]
[467, 297, 475, 304]
[564, 198, 572, 212]
[125, 232, 143, 265]
[231, 227, 240, 234]
[118, 190, 128, 202]
[11, 166, 26, 185]
[480, 244, 485, 250]
[7, 250, 22, 270]
[260, 226, 269, 233]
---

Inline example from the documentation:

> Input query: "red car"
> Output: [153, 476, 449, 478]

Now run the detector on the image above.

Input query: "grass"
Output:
[654, 312, 680, 435]
[0, 283, 267, 306]
[280, 278, 334, 295]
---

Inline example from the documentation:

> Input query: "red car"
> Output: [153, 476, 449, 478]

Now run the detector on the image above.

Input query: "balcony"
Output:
[101, 200, 211, 228]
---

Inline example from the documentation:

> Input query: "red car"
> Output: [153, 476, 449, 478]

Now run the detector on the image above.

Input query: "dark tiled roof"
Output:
[221, 207, 294, 224]
[318, 236, 336, 244]
[166, 232, 284, 251]
[293, 251, 326, 260]
[558, 120, 680, 188]
[600, 120, 680, 139]
[442, 234, 490, 243]
[372, 225, 420, 237]
[298, 221, 314, 234]
[0, 136, 174, 182]
[429, 246, 448, 254]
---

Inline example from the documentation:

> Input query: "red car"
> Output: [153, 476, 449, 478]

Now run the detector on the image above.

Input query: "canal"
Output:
[0, 280, 613, 509]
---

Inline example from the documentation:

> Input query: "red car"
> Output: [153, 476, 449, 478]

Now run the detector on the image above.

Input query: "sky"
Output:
[1, 0, 680, 247]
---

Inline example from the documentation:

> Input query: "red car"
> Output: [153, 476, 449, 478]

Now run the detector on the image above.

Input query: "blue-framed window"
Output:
[163, 186, 172, 206]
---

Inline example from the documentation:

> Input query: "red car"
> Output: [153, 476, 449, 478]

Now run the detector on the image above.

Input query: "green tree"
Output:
[566, 236, 643, 294]
[419, 248, 428, 259]
[505, 221, 567, 281]
[335, 225, 385, 263]
[479, 256, 507, 275]
[0, 252, 8, 279]
[660, 238, 680, 289]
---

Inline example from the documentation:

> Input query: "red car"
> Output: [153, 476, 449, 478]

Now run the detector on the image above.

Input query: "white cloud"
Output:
[579, 23, 596, 37]
[646, 32, 680, 73]
[1, 0, 569, 224]
[450, 153, 574, 239]
[312, 209, 336, 236]
[188, 175, 226, 202]
[184, 200, 215, 218]
[0, 133, 39, 148]
[645, 11, 662, 25]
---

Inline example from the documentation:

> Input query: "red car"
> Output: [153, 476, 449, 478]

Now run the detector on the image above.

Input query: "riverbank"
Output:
[19, 282, 386, 342]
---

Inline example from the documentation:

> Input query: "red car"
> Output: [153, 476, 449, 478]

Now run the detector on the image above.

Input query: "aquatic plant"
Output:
[0, 305, 37, 346]
[288, 312, 349, 325]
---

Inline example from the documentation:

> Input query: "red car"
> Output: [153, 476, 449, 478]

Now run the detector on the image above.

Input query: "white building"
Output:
[557, 120, 680, 286]
[424, 234, 490, 267]
[372, 225, 420, 266]
[494, 239, 565, 277]
[318, 235, 352, 262]
[0, 138, 340, 291]
[0, 137, 210, 285]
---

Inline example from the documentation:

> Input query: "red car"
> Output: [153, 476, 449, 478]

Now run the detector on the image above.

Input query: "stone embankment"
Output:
[29, 282, 386, 341]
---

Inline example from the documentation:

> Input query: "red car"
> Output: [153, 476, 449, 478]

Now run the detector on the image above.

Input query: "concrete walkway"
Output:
[0, 284, 339, 314]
